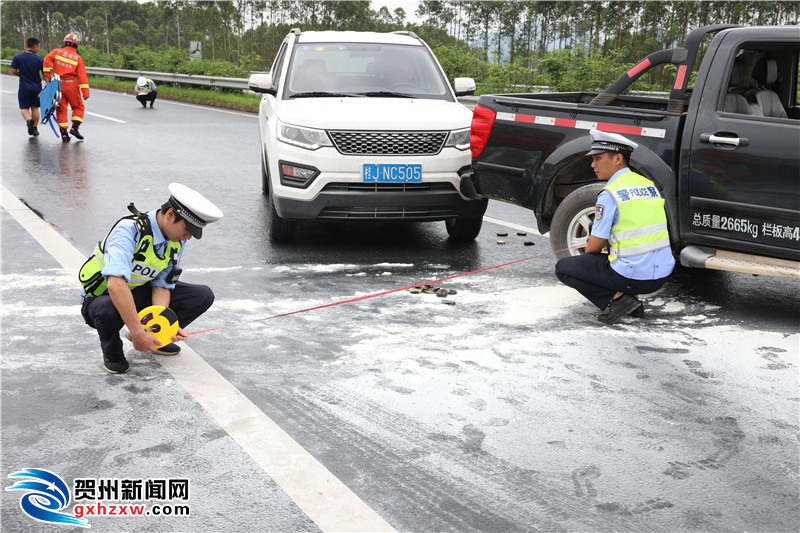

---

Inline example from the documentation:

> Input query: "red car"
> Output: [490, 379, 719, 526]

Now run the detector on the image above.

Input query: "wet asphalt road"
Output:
[1, 77, 799, 532]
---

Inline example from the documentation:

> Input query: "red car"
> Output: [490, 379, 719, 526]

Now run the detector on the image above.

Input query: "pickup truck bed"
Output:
[467, 25, 799, 277]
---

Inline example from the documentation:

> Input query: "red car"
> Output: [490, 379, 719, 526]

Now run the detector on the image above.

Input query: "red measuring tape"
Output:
[186, 245, 579, 337]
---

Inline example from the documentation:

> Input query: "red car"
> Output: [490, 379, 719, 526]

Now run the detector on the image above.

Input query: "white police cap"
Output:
[137, 76, 147, 86]
[586, 129, 638, 156]
[167, 183, 223, 239]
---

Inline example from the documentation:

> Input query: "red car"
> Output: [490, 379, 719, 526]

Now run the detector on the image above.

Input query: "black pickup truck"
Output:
[465, 25, 799, 278]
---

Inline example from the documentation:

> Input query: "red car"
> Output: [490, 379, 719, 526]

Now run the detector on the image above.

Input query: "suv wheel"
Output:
[445, 216, 483, 241]
[268, 189, 296, 242]
[549, 182, 605, 259]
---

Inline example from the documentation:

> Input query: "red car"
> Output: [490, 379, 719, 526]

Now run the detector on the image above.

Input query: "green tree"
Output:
[4, 0, 800, 96]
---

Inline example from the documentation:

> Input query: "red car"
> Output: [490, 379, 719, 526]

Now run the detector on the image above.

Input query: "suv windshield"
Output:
[286, 42, 453, 101]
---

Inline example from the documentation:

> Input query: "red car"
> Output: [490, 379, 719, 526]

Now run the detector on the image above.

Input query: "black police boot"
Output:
[69, 122, 84, 140]
[60, 127, 71, 142]
[27, 119, 35, 135]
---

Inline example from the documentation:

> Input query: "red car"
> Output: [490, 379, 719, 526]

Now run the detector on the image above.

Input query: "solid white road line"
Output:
[0, 184, 395, 533]
[483, 215, 542, 236]
[92, 88, 255, 118]
[158, 348, 395, 532]
[0, 185, 86, 271]
[160, 99, 256, 118]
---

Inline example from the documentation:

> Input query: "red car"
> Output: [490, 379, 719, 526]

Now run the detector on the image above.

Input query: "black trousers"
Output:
[136, 91, 157, 106]
[555, 253, 667, 310]
[81, 281, 214, 361]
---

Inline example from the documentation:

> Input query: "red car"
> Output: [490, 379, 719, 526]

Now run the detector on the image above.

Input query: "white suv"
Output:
[248, 29, 488, 242]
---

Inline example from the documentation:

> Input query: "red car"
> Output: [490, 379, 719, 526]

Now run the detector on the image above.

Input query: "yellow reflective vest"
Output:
[79, 212, 182, 297]
[604, 172, 670, 262]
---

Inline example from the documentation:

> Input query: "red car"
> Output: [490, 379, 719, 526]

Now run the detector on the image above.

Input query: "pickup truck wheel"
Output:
[445, 216, 483, 241]
[268, 190, 296, 242]
[550, 182, 605, 259]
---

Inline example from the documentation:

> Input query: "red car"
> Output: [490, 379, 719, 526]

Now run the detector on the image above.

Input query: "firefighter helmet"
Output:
[64, 33, 80, 46]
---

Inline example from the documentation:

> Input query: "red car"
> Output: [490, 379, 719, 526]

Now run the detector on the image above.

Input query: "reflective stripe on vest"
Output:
[55, 53, 78, 67]
[78, 213, 181, 296]
[604, 172, 670, 262]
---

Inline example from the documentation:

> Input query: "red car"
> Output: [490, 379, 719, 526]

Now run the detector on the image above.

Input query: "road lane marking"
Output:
[0, 186, 86, 271]
[158, 347, 394, 532]
[483, 215, 542, 236]
[0, 183, 395, 533]
[160, 99, 256, 118]
[93, 88, 256, 118]
[84, 110, 126, 123]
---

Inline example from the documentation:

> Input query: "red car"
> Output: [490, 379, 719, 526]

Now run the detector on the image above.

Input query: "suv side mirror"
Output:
[453, 77, 476, 96]
[249, 73, 276, 95]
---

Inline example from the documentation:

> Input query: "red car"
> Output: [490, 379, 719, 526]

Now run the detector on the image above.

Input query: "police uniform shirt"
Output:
[591, 168, 676, 280]
[99, 210, 185, 290]
[135, 79, 156, 93]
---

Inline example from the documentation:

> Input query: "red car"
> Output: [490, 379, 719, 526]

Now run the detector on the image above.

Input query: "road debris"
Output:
[408, 285, 459, 305]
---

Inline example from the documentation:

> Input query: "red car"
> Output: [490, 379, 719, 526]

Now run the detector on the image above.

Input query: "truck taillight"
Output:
[470, 103, 495, 159]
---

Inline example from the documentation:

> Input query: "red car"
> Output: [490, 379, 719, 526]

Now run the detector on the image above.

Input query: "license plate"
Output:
[362, 164, 422, 183]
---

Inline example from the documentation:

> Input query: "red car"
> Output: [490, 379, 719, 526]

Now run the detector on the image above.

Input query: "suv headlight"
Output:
[444, 127, 470, 151]
[277, 120, 333, 150]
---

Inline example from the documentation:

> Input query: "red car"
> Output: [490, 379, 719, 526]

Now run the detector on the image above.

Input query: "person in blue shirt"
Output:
[555, 130, 675, 324]
[135, 76, 158, 108]
[80, 183, 223, 374]
[10, 37, 44, 136]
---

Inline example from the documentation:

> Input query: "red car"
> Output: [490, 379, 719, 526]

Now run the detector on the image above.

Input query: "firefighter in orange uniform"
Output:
[43, 33, 90, 142]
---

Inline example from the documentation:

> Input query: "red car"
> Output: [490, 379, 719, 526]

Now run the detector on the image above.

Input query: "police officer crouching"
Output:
[135, 76, 157, 108]
[80, 183, 223, 373]
[555, 130, 675, 324]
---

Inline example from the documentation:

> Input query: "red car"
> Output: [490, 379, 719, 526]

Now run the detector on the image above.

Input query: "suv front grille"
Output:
[328, 131, 448, 155]
[319, 206, 457, 219]
[322, 182, 456, 192]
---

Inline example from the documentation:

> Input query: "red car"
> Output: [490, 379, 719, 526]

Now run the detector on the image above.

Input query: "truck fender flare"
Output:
[536, 136, 596, 229]
[537, 135, 592, 187]
[539, 137, 678, 250]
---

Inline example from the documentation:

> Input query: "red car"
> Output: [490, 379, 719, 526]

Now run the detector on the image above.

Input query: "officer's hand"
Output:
[131, 328, 158, 353]
[171, 328, 189, 343]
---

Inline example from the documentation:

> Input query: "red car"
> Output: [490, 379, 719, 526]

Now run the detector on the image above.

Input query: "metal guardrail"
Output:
[87, 66, 252, 90]
[1, 61, 662, 101]
[1, 60, 252, 90]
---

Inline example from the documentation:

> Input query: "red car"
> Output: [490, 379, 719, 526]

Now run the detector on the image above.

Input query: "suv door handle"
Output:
[699, 133, 750, 147]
